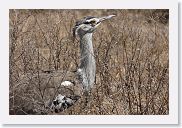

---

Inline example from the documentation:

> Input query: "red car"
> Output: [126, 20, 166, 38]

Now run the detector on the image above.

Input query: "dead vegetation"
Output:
[9, 9, 169, 115]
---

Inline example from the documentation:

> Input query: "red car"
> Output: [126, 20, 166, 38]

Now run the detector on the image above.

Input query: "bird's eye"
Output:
[90, 20, 96, 24]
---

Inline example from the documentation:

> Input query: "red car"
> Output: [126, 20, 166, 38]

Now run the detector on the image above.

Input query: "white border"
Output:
[0, 0, 178, 124]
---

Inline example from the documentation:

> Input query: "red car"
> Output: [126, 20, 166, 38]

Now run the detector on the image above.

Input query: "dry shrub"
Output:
[9, 9, 169, 115]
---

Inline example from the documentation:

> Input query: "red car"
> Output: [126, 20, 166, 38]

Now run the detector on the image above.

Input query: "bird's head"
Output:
[73, 15, 115, 38]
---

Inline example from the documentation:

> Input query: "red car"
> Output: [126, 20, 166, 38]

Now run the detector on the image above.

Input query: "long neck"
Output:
[78, 33, 96, 90]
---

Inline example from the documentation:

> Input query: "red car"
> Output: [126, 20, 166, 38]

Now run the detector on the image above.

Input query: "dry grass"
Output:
[9, 9, 169, 115]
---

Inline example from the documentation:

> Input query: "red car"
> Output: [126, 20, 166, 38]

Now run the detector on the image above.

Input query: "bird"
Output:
[51, 15, 116, 111]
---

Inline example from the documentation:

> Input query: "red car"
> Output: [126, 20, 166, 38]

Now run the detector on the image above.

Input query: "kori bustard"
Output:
[51, 15, 115, 112]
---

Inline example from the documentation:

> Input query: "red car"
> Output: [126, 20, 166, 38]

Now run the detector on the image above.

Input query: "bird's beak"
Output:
[98, 15, 116, 23]
[94, 15, 115, 28]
